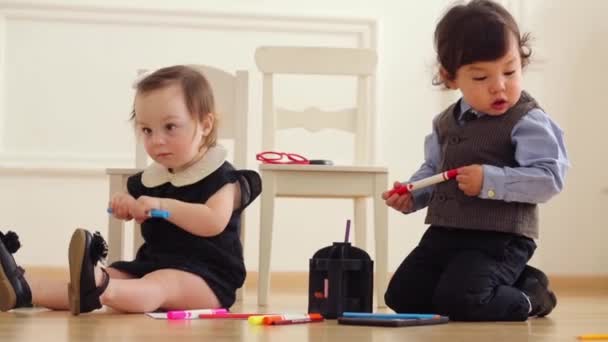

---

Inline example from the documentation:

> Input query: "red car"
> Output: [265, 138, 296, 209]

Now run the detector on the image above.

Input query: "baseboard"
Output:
[244, 272, 608, 295]
[24, 266, 608, 295]
[243, 272, 308, 292]
[549, 275, 608, 295]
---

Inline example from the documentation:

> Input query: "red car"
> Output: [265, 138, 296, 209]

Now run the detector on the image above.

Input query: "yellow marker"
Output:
[248, 315, 266, 325]
[578, 334, 608, 340]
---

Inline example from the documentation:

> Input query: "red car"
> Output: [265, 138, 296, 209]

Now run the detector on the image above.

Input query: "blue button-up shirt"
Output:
[408, 97, 570, 212]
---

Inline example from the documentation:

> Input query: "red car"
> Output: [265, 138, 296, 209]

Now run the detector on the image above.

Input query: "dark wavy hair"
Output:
[433, 0, 532, 86]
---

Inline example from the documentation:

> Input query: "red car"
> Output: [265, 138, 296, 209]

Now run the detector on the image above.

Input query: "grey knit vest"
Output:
[425, 91, 540, 239]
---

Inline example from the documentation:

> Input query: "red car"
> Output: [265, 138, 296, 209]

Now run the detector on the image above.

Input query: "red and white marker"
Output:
[387, 168, 459, 197]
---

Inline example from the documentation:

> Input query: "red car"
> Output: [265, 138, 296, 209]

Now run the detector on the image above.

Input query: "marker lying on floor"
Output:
[342, 312, 441, 320]
[199, 313, 277, 319]
[268, 316, 324, 325]
[247, 313, 324, 325]
[167, 308, 228, 320]
[578, 334, 608, 340]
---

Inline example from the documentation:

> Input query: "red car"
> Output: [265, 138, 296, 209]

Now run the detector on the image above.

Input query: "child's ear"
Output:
[201, 112, 214, 136]
[439, 67, 456, 89]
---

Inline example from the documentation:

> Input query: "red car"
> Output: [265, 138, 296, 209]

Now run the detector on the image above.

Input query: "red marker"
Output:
[387, 168, 459, 197]
[199, 313, 276, 319]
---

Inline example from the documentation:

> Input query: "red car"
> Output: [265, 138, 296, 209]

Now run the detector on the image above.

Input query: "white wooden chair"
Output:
[106, 66, 249, 300]
[254, 46, 388, 307]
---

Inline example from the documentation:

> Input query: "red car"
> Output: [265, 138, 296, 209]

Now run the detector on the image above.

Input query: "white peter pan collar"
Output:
[141, 145, 227, 187]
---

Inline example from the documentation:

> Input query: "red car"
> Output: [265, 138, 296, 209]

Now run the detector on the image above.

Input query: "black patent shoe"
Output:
[515, 265, 557, 317]
[68, 229, 109, 315]
[0, 231, 32, 311]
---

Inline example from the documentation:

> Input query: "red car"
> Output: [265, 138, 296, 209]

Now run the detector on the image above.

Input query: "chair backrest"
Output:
[134, 65, 249, 169]
[254, 46, 377, 165]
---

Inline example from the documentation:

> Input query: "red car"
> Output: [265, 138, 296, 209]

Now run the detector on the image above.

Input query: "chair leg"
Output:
[353, 198, 367, 249]
[107, 217, 124, 264]
[107, 174, 127, 264]
[235, 212, 246, 302]
[373, 174, 389, 308]
[257, 173, 276, 306]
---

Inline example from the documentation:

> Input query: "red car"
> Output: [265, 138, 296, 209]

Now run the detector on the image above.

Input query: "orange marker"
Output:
[578, 334, 608, 340]
[262, 313, 324, 325]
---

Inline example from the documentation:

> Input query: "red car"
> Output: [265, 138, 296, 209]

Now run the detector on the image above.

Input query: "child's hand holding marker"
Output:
[107, 208, 170, 219]
[386, 168, 459, 197]
[130, 195, 170, 223]
[383, 182, 415, 212]
[382, 168, 459, 212]
[108, 192, 136, 220]
[109, 193, 170, 223]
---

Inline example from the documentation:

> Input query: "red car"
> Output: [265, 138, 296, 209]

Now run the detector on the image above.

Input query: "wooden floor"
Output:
[1, 289, 607, 342]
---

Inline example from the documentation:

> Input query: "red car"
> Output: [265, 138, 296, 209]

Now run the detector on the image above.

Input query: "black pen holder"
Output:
[308, 242, 373, 319]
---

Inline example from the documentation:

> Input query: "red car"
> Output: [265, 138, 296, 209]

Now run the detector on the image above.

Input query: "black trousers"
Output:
[384, 225, 536, 321]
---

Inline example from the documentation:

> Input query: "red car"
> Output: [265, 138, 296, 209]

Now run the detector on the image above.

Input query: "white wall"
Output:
[520, 0, 608, 274]
[0, 0, 605, 276]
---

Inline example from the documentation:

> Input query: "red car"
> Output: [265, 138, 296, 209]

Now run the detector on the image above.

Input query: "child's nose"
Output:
[490, 78, 506, 93]
[151, 133, 166, 145]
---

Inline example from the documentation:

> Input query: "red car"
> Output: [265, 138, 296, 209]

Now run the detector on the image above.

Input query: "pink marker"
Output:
[388, 168, 459, 197]
[167, 308, 228, 320]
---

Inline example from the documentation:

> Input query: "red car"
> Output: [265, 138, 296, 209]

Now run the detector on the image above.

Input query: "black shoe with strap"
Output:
[0, 231, 32, 311]
[68, 228, 110, 315]
[514, 265, 557, 317]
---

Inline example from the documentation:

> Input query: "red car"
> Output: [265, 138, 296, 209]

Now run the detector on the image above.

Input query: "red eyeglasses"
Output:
[256, 151, 333, 165]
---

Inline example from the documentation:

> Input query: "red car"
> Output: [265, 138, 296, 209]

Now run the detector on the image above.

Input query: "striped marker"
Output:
[388, 168, 459, 197]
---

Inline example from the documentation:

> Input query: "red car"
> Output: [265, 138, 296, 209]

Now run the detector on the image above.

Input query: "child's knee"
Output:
[384, 282, 430, 313]
[432, 283, 485, 320]
[384, 277, 417, 311]
[433, 286, 458, 313]
[383, 285, 400, 311]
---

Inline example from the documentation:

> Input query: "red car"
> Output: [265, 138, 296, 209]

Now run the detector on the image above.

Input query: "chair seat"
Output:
[259, 164, 387, 173]
[260, 164, 387, 198]
[106, 168, 141, 175]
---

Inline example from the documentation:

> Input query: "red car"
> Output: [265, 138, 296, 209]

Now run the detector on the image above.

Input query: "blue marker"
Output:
[148, 209, 170, 219]
[342, 312, 440, 320]
[107, 208, 170, 219]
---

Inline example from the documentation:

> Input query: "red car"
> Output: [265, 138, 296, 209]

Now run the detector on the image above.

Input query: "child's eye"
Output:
[472, 76, 487, 81]
[141, 127, 152, 135]
[165, 123, 177, 131]
[504, 70, 516, 76]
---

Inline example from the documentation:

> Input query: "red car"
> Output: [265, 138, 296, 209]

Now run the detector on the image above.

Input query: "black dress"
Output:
[110, 160, 261, 308]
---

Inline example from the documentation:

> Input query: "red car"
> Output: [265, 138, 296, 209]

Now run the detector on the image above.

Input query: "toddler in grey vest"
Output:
[383, 0, 569, 321]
